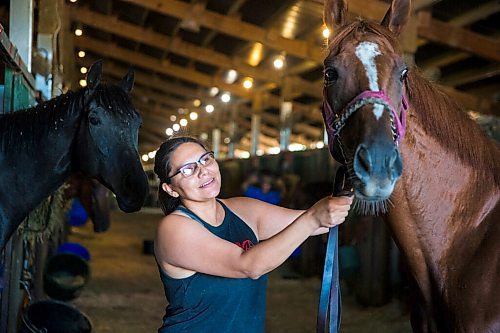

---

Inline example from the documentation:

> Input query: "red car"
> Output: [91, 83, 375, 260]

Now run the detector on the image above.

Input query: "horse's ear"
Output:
[86, 60, 103, 93]
[119, 68, 135, 93]
[324, 0, 348, 31]
[381, 0, 411, 36]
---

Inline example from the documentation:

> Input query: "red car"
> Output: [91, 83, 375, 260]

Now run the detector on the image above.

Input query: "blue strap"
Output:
[317, 226, 341, 333]
[317, 165, 350, 333]
[176, 206, 205, 225]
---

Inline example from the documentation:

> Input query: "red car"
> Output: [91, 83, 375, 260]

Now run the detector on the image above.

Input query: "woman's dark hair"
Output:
[153, 136, 207, 215]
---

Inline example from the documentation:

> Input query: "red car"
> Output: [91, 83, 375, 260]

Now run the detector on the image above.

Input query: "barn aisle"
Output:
[69, 210, 411, 333]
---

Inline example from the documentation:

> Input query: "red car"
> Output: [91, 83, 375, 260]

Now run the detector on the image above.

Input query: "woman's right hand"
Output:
[306, 196, 353, 230]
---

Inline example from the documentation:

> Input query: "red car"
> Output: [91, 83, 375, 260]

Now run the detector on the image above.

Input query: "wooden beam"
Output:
[417, 11, 500, 62]
[74, 36, 323, 123]
[447, 1, 500, 27]
[440, 63, 500, 87]
[121, 0, 323, 62]
[439, 85, 494, 114]
[71, 7, 322, 99]
[418, 1, 499, 66]
[420, 52, 469, 69]
[74, 36, 253, 99]
[71, 7, 281, 83]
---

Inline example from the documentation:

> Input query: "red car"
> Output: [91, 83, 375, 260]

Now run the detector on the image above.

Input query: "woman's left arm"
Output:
[222, 197, 328, 240]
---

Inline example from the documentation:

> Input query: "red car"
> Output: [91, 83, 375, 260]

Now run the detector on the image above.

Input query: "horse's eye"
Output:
[89, 115, 100, 125]
[324, 67, 338, 85]
[400, 68, 408, 82]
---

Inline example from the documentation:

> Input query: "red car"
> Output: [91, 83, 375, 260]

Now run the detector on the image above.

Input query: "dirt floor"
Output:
[69, 210, 412, 333]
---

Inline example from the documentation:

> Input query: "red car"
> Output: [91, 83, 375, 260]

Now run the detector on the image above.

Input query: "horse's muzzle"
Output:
[353, 142, 402, 199]
[115, 172, 148, 212]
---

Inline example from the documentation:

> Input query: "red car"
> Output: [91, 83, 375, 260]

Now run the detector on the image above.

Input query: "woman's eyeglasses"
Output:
[169, 151, 215, 179]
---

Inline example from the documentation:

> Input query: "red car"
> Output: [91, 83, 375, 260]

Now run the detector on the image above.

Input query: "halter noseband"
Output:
[322, 87, 408, 163]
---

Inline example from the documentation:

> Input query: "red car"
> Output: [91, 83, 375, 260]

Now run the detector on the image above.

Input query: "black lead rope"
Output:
[317, 165, 352, 333]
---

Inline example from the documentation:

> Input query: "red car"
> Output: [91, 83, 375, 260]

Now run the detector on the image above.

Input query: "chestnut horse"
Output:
[322, 0, 500, 332]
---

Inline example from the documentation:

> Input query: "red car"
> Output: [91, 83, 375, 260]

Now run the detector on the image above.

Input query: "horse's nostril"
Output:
[387, 148, 398, 167]
[353, 145, 372, 180]
[357, 146, 371, 173]
[390, 149, 403, 180]
[122, 175, 132, 192]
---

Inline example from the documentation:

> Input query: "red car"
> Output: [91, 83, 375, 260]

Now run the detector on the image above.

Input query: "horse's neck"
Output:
[0, 93, 85, 220]
[387, 112, 499, 295]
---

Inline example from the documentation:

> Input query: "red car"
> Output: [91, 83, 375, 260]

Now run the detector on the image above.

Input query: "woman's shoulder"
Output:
[220, 197, 277, 219]
[157, 211, 200, 236]
[220, 196, 264, 210]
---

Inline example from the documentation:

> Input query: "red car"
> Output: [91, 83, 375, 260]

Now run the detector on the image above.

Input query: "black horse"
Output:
[0, 60, 149, 250]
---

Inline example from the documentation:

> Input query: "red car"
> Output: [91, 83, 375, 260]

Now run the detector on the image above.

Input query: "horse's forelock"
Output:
[93, 84, 138, 118]
[326, 20, 400, 58]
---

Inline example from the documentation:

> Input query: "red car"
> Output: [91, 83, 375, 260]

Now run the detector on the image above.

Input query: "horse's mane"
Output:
[0, 90, 84, 151]
[329, 19, 500, 187]
[0, 83, 137, 152]
[406, 71, 500, 186]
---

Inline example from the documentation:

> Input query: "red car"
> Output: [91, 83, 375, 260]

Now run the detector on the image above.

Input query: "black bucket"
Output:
[43, 253, 90, 301]
[21, 300, 92, 333]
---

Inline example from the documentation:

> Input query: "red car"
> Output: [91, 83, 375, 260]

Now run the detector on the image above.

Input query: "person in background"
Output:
[153, 136, 353, 333]
[242, 169, 283, 205]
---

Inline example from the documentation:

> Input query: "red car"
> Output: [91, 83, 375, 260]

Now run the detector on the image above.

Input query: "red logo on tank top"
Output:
[234, 239, 254, 251]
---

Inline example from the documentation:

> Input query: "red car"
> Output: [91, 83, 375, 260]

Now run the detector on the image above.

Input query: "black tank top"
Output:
[157, 200, 268, 333]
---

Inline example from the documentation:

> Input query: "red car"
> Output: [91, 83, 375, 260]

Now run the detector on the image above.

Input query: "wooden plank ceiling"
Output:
[67, 0, 500, 158]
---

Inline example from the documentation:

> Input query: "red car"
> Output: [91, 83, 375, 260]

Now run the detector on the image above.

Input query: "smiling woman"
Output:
[151, 136, 353, 333]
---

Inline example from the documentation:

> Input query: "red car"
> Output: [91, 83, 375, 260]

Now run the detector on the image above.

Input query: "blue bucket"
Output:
[57, 242, 91, 262]
[67, 198, 88, 227]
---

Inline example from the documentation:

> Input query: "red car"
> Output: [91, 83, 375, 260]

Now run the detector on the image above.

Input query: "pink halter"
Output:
[322, 87, 408, 159]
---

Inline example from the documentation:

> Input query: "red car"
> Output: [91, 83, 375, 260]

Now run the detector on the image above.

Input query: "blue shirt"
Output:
[156, 200, 268, 333]
[244, 185, 281, 205]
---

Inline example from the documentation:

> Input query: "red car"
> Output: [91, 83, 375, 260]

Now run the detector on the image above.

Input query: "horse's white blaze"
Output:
[355, 41, 384, 120]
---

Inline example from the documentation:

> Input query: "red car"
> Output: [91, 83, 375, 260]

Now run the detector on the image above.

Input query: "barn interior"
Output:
[0, 0, 498, 332]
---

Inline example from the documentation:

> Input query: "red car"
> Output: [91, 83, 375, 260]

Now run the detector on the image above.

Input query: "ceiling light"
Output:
[322, 27, 330, 39]
[165, 128, 174, 136]
[288, 143, 306, 151]
[225, 69, 238, 84]
[189, 112, 198, 120]
[79, 79, 87, 87]
[141, 154, 148, 162]
[179, 118, 188, 126]
[243, 77, 253, 89]
[193, 99, 201, 107]
[273, 55, 285, 70]
[148, 151, 156, 159]
[220, 92, 231, 103]
[248, 42, 263, 67]
[80, 67, 87, 74]
[172, 123, 180, 131]
[205, 104, 214, 113]
[77, 50, 85, 58]
[209, 87, 219, 97]
[170, 115, 176, 122]
[74, 28, 83, 36]
[267, 147, 281, 155]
